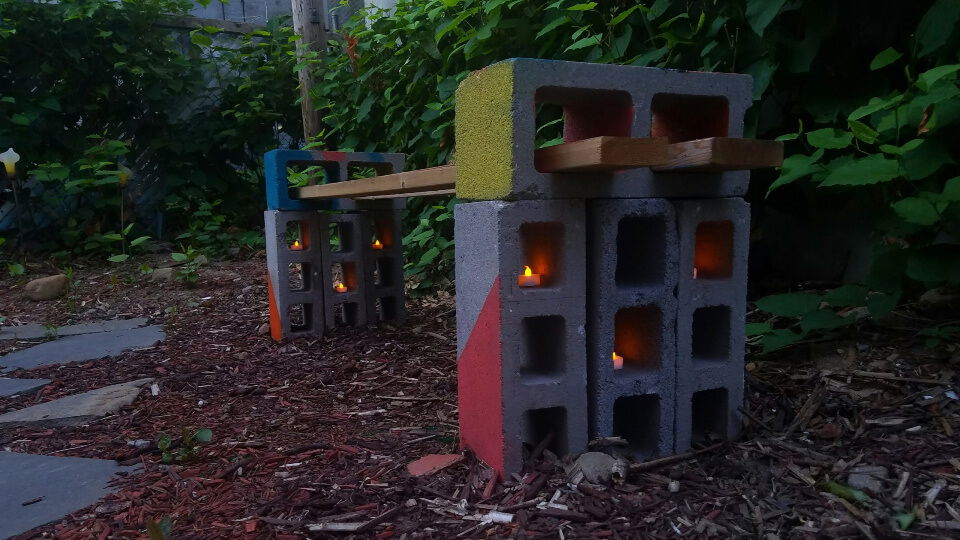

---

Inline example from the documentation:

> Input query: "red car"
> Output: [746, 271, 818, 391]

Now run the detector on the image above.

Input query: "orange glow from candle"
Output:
[291, 239, 303, 250]
[517, 265, 541, 287]
[612, 351, 624, 370]
[334, 281, 347, 293]
[372, 239, 383, 250]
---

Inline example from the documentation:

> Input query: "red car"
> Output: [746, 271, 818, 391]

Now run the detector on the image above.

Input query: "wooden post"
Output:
[291, 0, 327, 141]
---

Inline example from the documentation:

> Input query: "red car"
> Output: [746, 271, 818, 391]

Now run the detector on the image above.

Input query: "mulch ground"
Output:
[1, 256, 958, 539]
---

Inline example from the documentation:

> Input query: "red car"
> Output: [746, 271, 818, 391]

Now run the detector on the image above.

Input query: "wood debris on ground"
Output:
[0, 257, 958, 538]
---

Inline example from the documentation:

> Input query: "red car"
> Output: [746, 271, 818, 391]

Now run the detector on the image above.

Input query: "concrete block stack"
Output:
[454, 58, 755, 478]
[263, 149, 407, 341]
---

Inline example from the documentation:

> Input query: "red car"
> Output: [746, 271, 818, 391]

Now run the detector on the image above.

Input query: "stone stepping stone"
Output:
[0, 325, 165, 373]
[0, 378, 154, 428]
[0, 377, 50, 397]
[0, 318, 148, 340]
[0, 451, 136, 538]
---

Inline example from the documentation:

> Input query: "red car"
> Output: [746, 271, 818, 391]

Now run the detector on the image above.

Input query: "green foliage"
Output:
[157, 427, 213, 463]
[170, 246, 204, 286]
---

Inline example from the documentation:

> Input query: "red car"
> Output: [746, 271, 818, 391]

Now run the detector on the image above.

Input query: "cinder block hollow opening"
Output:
[615, 216, 666, 286]
[519, 222, 563, 288]
[691, 388, 728, 444]
[692, 306, 730, 362]
[375, 297, 399, 322]
[614, 306, 662, 371]
[286, 162, 335, 201]
[534, 87, 634, 171]
[613, 394, 660, 457]
[288, 263, 310, 292]
[329, 221, 353, 253]
[333, 302, 358, 327]
[370, 214, 397, 250]
[347, 162, 394, 180]
[651, 94, 729, 143]
[331, 262, 357, 292]
[374, 257, 395, 287]
[286, 220, 310, 251]
[287, 303, 312, 332]
[520, 315, 565, 381]
[694, 220, 734, 280]
[525, 406, 567, 458]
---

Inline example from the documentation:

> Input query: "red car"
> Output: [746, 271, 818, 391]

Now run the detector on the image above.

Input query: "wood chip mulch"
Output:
[1, 257, 958, 538]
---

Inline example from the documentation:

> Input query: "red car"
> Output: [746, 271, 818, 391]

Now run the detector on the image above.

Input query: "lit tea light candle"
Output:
[612, 352, 624, 370]
[517, 265, 541, 287]
[334, 281, 348, 293]
[291, 239, 303, 251]
[372, 239, 383, 250]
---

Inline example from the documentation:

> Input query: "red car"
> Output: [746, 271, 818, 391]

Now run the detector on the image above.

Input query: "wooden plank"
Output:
[156, 16, 263, 34]
[652, 137, 784, 172]
[535, 136, 669, 173]
[295, 165, 456, 200]
[357, 189, 456, 200]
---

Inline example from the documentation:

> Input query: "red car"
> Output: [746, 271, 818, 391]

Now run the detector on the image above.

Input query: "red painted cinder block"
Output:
[457, 277, 505, 477]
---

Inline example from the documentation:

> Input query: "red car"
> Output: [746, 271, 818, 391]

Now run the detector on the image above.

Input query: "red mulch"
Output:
[1, 256, 958, 539]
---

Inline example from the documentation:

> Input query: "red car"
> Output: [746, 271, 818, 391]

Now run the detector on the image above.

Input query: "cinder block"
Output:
[454, 58, 752, 201]
[362, 210, 407, 325]
[264, 149, 406, 211]
[586, 199, 678, 460]
[264, 210, 327, 341]
[321, 212, 370, 329]
[673, 198, 749, 452]
[456, 199, 588, 477]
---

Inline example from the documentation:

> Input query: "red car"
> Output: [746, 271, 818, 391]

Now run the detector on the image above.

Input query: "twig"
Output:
[629, 441, 727, 473]
[784, 384, 826, 436]
[852, 370, 946, 385]
[215, 455, 256, 479]
[738, 406, 776, 433]
[355, 505, 401, 533]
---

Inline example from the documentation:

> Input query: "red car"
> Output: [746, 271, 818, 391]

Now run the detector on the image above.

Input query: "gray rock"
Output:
[0, 318, 148, 340]
[0, 378, 50, 397]
[23, 274, 69, 301]
[847, 465, 888, 494]
[149, 267, 175, 282]
[0, 451, 136, 538]
[566, 452, 620, 485]
[0, 378, 154, 428]
[0, 325, 165, 372]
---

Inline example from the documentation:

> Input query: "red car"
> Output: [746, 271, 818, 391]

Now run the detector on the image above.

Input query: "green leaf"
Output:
[907, 249, 951, 282]
[817, 480, 870, 503]
[942, 176, 960, 200]
[745, 0, 787, 36]
[566, 2, 597, 10]
[867, 291, 901, 317]
[902, 140, 952, 180]
[171, 252, 188, 262]
[755, 292, 822, 317]
[356, 95, 375, 121]
[108, 254, 129, 263]
[823, 284, 868, 307]
[565, 35, 601, 52]
[745, 322, 772, 336]
[157, 434, 172, 451]
[536, 16, 569, 39]
[916, 0, 960, 57]
[895, 512, 915, 530]
[418, 246, 440, 265]
[194, 428, 213, 443]
[916, 64, 960, 92]
[761, 329, 802, 353]
[130, 236, 151, 246]
[609, 5, 645, 26]
[806, 128, 852, 149]
[892, 197, 941, 225]
[870, 47, 902, 70]
[11, 113, 30, 126]
[767, 149, 824, 194]
[820, 154, 899, 187]
[800, 309, 852, 334]
[848, 95, 903, 121]
[847, 120, 878, 143]
[190, 32, 213, 47]
[879, 139, 923, 155]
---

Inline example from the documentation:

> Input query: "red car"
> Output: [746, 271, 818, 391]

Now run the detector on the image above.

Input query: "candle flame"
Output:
[334, 281, 347, 292]
[523, 265, 533, 277]
[612, 351, 624, 370]
[373, 239, 382, 248]
[292, 240, 301, 249]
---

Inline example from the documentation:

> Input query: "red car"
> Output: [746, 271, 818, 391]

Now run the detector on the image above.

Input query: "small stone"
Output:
[406, 454, 463, 477]
[920, 287, 960, 308]
[847, 465, 888, 494]
[668, 480, 680, 493]
[257, 323, 271, 335]
[567, 452, 617, 484]
[202, 269, 240, 284]
[149, 268, 175, 282]
[23, 274, 69, 301]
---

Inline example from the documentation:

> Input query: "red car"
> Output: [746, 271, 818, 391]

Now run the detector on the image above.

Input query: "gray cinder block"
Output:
[672, 198, 750, 452]
[455, 58, 753, 201]
[322, 212, 370, 329]
[362, 210, 407, 325]
[455, 199, 588, 477]
[264, 210, 327, 340]
[586, 199, 679, 460]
